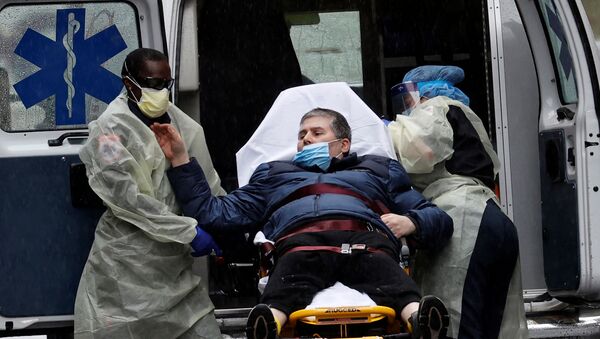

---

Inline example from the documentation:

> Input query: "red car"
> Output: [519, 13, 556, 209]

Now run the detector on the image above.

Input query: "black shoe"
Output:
[246, 304, 279, 339]
[410, 295, 450, 339]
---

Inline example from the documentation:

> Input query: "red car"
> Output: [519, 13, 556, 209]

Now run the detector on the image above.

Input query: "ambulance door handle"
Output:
[48, 132, 89, 146]
[567, 147, 575, 167]
[557, 107, 575, 121]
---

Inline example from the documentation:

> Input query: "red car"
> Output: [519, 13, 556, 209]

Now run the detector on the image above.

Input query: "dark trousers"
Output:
[458, 199, 519, 339]
[260, 230, 421, 317]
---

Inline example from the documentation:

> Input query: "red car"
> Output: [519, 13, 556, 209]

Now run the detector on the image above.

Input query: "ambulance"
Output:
[1, 0, 600, 337]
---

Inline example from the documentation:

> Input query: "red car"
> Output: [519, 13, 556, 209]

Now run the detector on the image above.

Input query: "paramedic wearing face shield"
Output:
[387, 65, 527, 339]
[152, 108, 454, 339]
[74, 48, 226, 339]
[391, 81, 421, 116]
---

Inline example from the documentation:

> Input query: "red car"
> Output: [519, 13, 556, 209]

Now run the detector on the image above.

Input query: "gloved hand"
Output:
[381, 118, 391, 126]
[190, 226, 222, 257]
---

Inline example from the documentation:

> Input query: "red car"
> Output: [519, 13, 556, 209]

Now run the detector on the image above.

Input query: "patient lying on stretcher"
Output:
[152, 83, 453, 339]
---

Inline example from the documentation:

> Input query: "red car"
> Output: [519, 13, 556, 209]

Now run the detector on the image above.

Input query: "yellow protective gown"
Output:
[74, 93, 225, 338]
[388, 96, 527, 338]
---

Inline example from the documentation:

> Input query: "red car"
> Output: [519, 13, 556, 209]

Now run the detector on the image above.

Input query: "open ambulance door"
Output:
[0, 0, 165, 335]
[516, 0, 600, 300]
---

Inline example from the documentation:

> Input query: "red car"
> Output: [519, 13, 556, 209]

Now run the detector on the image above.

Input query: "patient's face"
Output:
[297, 116, 337, 151]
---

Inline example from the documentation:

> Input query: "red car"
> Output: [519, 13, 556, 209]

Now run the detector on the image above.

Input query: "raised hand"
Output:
[151, 123, 190, 167]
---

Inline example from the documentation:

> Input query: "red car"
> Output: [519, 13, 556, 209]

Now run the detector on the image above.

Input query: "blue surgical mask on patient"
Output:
[293, 140, 340, 171]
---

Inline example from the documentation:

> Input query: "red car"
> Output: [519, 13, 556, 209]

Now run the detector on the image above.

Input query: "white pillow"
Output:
[236, 82, 396, 186]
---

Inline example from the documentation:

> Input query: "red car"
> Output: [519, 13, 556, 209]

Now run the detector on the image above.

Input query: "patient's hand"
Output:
[381, 213, 416, 238]
[151, 123, 190, 167]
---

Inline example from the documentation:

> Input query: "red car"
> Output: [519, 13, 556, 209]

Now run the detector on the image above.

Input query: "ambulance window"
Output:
[581, 0, 600, 51]
[0, 3, 140, 132]
[539, 0, 578, 104]
[288, 11, 362, 89]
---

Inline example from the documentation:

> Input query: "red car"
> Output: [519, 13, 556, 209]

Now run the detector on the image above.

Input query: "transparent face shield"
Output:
[391, 81, 420, 116]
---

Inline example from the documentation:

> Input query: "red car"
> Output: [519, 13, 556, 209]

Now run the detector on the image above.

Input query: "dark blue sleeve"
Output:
[167, 158, 269, 233]
[387, 160, 453, 249]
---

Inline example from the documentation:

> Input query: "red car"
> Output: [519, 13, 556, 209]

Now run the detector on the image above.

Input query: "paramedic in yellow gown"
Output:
[74, 48, 226, 339]
[387, 65, 527, 339]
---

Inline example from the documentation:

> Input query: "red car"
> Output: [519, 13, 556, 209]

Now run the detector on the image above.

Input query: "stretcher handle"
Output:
[288, 305, 396, 328]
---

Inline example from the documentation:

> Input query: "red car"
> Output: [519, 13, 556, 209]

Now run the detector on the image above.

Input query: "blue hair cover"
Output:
[402, 65, 470, 106]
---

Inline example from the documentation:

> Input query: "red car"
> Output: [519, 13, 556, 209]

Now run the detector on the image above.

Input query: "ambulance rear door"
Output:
[516, 0, 600, 299]
[0, 0, 166, 334]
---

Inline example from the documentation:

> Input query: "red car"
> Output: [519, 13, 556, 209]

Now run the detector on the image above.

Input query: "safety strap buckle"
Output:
[341, 243, 351, 254]
[399, 237, 411, 275]
[341, 243, 368, 254]
[282, 243, 382, 257]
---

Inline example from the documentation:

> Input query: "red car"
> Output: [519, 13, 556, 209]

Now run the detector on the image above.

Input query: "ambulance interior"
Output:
[170, 0, 519, 311]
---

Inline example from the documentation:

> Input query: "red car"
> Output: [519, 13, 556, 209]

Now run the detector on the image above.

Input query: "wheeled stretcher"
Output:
[237, 83, 414, 338]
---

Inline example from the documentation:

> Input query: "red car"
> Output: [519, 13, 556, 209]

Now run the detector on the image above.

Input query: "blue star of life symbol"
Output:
[13, 8, 127, 125]
[545, 2, 573, 80]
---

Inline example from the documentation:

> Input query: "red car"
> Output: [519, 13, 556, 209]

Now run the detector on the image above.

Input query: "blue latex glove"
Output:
[190, 226, 222, 257]
[381, 118, 391, 126]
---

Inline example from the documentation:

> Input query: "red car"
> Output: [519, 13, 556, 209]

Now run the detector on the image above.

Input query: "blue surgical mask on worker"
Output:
[293, 139, 342, 171]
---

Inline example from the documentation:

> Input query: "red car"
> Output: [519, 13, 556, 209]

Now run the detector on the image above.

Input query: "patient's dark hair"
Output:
[300, 108, 352, 141]
[121, 48, 168, 79]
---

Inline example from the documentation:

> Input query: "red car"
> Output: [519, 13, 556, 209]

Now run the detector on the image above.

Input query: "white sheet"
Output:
[257, 277, 376, 308]
[307, 282, 376, 309]
[236, 82, 396, 186]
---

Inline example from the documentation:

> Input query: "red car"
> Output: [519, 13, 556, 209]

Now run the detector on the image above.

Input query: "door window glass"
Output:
[539, 0, 578, 104]
[0, 3, 140, 132]
[581, 0, 600, 51]
[288, 11, 362, 86]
